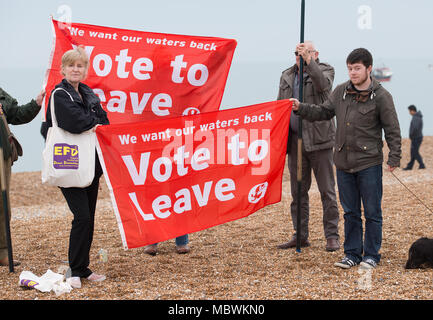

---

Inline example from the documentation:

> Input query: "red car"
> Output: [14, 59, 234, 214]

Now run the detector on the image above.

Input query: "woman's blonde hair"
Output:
[60, 46, 89, 76]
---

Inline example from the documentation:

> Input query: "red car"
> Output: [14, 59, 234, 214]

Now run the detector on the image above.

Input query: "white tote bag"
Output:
[42, 88, 96, 188]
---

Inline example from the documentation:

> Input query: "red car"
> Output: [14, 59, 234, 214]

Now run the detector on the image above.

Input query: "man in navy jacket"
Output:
[403, 105, 425, 170]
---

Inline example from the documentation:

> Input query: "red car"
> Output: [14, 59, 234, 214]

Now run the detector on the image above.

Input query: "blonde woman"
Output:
[41, 47, 109, 288]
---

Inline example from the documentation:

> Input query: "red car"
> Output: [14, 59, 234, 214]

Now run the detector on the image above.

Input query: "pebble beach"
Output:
[1, 136, 432, 300]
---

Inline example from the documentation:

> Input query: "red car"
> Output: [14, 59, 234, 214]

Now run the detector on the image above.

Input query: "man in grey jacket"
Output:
[277, 41, 340, 252]
[403, 105, 425, 170]
[291, 48, 401, 269]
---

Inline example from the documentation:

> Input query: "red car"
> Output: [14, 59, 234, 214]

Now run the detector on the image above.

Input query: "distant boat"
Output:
[372, 66, 392, 82]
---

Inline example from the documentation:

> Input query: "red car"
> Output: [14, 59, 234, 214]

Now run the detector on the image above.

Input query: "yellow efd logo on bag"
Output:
[53, 143, 79, 169]
[54, 145, 79, 157]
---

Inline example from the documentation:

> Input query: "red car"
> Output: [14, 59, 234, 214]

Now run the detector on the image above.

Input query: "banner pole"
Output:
[296, 0, 305, 253]
[0, 148, 14, 272]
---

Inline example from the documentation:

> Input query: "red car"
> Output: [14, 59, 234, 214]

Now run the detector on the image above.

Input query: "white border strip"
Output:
[41, 16, 57, 122]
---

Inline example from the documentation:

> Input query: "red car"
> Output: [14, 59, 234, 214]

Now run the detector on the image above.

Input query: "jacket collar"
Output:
[343, 77, 382, 101]
[57, 79, 95, 104]
[282, 59, 320, 86]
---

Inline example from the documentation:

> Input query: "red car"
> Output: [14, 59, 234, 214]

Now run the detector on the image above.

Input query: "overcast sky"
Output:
[1, 0, 432, 172]
[1, 0, 433, 69]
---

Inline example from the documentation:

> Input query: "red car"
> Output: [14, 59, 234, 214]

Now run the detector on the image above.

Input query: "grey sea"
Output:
[1, 57, 432, 172]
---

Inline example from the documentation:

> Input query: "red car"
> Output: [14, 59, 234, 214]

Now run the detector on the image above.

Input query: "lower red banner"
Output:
[96, 99, 292, 249]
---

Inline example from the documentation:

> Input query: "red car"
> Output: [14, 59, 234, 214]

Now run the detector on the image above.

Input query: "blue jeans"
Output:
[336, 165, 383, 264]
[153, 234, 189, 246]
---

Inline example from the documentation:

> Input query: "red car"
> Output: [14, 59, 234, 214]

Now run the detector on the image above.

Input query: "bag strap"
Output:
[50, 87, 74, 128]
[0, 109, 12, 137]
[0, 107, 22, 160]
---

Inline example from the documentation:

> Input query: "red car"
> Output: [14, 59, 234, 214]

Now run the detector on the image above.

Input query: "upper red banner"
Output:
[43, 19, 237, 124]
[96, 99, 292, 249]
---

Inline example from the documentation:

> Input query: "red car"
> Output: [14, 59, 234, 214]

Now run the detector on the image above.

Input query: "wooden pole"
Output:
[0, 147, 14, 272]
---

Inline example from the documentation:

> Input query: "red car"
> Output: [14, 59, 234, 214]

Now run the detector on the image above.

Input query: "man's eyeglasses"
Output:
[294, 50, 316, 56]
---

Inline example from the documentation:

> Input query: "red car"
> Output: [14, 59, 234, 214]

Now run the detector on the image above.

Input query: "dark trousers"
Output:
[407, 137, 425, 169]
[287, 135, 340, 241]
[336, 165, 383, 264]
[60, 156, 102, 278]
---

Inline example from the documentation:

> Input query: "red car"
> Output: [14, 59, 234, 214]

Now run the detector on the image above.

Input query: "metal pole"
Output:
[0, 147, 14, 272]
[296, 0, 305, 253]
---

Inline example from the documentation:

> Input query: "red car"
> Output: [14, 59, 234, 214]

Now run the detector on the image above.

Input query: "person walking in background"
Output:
[0, 87, 45, 267]
[290, 48, 401, 270]
[403, 105, 425, 170]
[276, 40, 340, 252]
[40, 47, 109, 288]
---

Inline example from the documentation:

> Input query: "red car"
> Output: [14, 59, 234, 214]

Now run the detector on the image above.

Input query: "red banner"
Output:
[96, 100, 292, 249]
[43, 19, 237, 124]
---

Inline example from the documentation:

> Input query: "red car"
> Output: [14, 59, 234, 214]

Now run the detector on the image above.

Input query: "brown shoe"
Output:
[175, 244, 191, 254]
[277, 237, 310, 249]
[326, 238, 340, 252]
[0, 257, 21, 267]
[144, 244, 158, 256]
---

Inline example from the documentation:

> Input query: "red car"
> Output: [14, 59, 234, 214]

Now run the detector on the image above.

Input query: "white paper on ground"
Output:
[19, 269, 73, 296]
